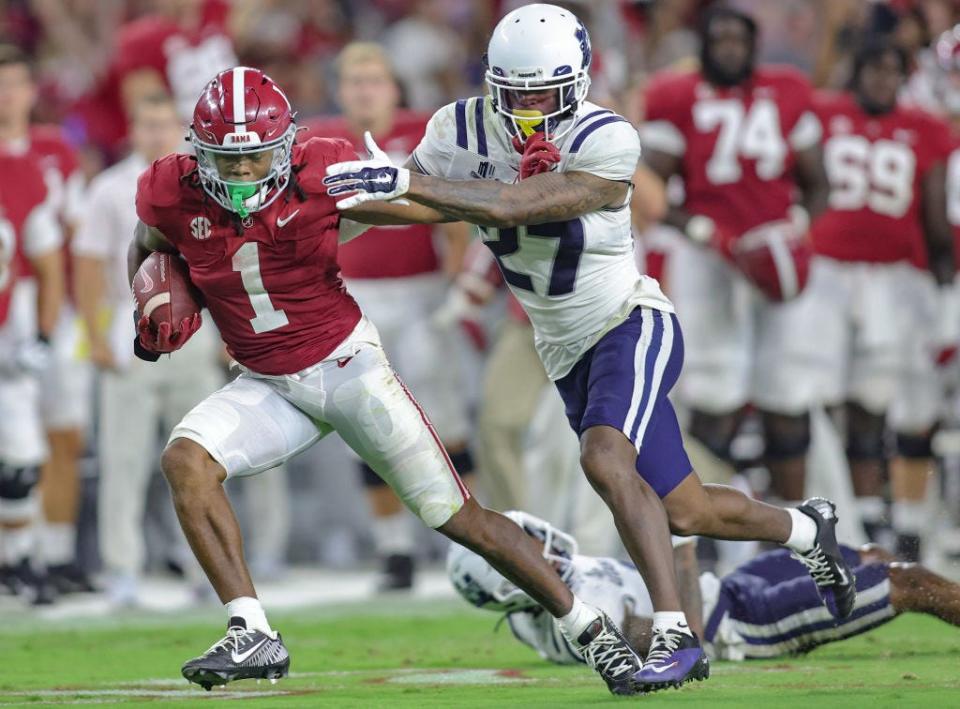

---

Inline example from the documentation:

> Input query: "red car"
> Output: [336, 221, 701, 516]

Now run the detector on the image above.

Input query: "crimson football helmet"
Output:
[190, 67, 297, 217]
[730, 219, 812, 301]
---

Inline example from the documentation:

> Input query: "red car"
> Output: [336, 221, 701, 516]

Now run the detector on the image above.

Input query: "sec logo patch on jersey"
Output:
[190, 216, 212, 240]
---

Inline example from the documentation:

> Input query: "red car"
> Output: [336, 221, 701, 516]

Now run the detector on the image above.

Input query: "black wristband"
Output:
[133, 336, 160, 362]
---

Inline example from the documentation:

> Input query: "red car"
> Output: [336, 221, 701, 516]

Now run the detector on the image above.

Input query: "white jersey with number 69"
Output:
[412, 97, 673, 380]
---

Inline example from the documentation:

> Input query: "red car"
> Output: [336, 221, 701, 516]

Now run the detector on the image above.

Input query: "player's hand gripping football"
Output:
[324, 132, 410, 210]
[135, 312, 202, 360]
[513, 131, 561, 179]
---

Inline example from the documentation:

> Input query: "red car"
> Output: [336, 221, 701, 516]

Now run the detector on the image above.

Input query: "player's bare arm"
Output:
[920, 162, 956, 285]
[128, 219, 176, 285]
[29, 246, 64, 339]
[642, 147, 692, 233]
[325, 140, 628, 228]
[405, 170, 627, 229]
[792, 143, 830, 221]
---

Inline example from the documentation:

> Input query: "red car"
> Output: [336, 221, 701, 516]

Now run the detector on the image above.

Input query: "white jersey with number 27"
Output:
[412, 97, 673, 380]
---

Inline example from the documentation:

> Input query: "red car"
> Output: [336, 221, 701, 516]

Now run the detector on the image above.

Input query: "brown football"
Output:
[132, 252, 202, 332]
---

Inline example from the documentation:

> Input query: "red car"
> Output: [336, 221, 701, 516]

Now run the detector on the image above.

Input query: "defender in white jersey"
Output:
[449, 512, 960, 664]
[325, 3, 855, 692]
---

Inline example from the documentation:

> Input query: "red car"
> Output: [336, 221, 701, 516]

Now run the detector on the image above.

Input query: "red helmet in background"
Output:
[190, 67, 297, 216]
[730, 219, 812, 301]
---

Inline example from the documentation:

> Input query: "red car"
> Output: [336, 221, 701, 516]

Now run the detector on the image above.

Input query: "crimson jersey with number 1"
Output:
[641, 66, 822, 238]
[135, 137, 362, 375]
[812, 91, 950, 264]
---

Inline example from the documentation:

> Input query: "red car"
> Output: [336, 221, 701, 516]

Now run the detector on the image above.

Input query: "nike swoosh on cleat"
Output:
[231, 639, 268, 663]
[649, 662, 680, 674]
[276, 210, 300, 228]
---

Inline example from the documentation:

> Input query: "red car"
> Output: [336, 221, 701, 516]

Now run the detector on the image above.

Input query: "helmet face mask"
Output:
[484, 4, 592, 141]
[190, 67, 296, 217]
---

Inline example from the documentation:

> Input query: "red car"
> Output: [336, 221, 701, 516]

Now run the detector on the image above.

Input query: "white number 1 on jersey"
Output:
[232, 241, 289, 334]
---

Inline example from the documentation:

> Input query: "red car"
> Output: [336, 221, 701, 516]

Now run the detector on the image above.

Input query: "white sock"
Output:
[652, 611, 692, 636]
[785, 507, 818, 552]
[1, 525, 35, 565]
[855, 496, 887, 525]
[557, 596, 600, 643]
[42, 523, 76, 566]
[225, 596, 274, 637]
[891, 501, 926, 535]
[371, 511, 415, 556]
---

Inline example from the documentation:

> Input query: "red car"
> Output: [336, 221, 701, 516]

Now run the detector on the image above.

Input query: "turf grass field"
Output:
[2, 598, 958, 707]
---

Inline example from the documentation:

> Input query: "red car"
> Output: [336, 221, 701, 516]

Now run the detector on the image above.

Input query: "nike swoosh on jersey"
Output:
[649, 661, 680, 674]
[231, 638, 268, 663]
[276, 209, 300, 228]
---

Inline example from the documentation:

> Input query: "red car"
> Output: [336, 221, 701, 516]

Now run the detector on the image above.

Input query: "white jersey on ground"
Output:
[412, 97, 673, 380]
[506, 549, 718, 665]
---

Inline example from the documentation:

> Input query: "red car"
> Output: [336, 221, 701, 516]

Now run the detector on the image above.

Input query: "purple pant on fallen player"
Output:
[705, 546, 894, 658]
[555, 307, 692, 498]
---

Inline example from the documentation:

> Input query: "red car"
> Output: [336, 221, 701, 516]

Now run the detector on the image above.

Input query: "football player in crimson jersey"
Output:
[324, 3, 855, 694]
[303, 42, 474, 592]
[130, 66, 647, 695]
[639, 6, 830, 517]
[807, 40, 955, 549]
[0, 153, 64, 606]
[0, 45, 94, 595]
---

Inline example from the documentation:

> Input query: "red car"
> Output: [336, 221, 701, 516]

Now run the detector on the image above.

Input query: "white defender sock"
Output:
[42, 523, 76, 566]
[652, 611, 692, 636]
[557, 596, 600, 642]
[225, 596, 275, 638]
[785, 507, 819, 552]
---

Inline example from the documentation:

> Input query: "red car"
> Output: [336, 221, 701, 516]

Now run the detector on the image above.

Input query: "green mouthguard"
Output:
[228, 183, 257, 218]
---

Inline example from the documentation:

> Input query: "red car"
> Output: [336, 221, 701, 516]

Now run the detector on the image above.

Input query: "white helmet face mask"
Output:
[484, 3, 592, 141]
[190, 124, 297, 218]
[446, 510, 579, 613]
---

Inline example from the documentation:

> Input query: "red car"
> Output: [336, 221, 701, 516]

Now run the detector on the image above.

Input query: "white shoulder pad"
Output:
[411, 101, 460, 177]
[563, 114, 641, 182]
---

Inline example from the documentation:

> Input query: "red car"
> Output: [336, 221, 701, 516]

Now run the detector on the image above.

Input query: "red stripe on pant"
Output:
[390, 370, 471, 503]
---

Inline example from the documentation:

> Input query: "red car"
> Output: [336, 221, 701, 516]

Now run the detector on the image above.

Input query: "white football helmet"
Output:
[446, 510, 579, 613]
[484, 3, 592, 141]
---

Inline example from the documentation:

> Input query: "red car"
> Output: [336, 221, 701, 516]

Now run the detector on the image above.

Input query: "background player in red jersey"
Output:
[303, 42, 473, 591]
[640, 6, 830, 511]
[0, 45, 94, 594]
[809, 40, 954, 548]
[130, 67, 645, 695]
[112, 0, 236, 126]
[0, 151, 64, 605]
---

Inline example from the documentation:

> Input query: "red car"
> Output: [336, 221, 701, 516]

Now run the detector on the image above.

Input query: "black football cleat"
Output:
[2, 559, 57, 605]
[560, 610, 643, 696]
[632, 627, 709, 693]
[48, 562, 98, 594]
[376, 553, 414, 592]
[793, 497, 857, 619]
[181, 617, 289, 691]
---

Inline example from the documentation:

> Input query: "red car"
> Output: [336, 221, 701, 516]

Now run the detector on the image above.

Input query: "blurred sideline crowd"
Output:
[3, 0, 960, 609]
